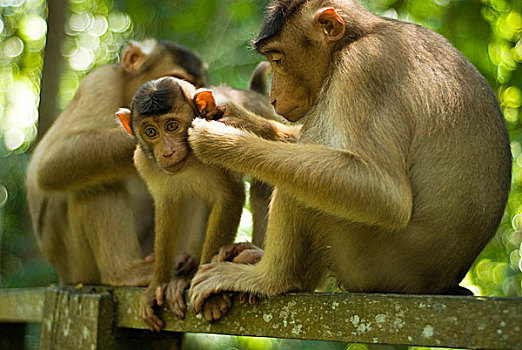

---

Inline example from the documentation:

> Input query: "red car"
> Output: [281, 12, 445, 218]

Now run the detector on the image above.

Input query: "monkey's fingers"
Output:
[189, 264, 227, 313]
[174, 252, 197, 277]
[212, 106, 226, 120]
[218, 117, 240, 129]
[215, 242, 261, 262]
[197, 262, 217, 273]
[188, 285, 215, 314]
[239, 293, 248, 304]
[201, 294, 232, 323]
[155, 285, 165, 307]
[166, 294, 186, 320]
[222, 293, 233, 310]
[239, 292, 257, 305]
[144, 253, 155, 263]
[202, 298, 215, 323]
[140, 303, 163, 332]
[232, 249, 263, 265]
[166, 280, 189, 320]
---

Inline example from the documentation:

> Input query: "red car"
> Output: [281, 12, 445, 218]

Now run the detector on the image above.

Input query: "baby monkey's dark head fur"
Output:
[130, 77, 196, 133]
[135, 79, 179, 116]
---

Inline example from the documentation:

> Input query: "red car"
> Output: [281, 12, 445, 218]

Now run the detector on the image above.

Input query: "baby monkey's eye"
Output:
[145, 127, 158, 138]
[166, 120, 179, 132]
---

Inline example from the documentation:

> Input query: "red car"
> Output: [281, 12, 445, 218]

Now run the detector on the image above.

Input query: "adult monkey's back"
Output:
[26, 40, 207, 286]
[188, 0, 512, 311]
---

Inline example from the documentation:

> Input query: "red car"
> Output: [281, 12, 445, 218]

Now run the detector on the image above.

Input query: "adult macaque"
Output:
[26, 39, 207, 286]
[116, 64, 282, 329]
[187, 0, 512, 316]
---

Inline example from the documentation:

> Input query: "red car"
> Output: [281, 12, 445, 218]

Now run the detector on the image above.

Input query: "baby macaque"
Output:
[116, 64, 280, 330]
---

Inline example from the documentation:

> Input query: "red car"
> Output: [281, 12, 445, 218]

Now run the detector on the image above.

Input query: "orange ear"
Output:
[314, 7, 345, 42]
[121, 42, 146, 72]
[116, 108, 134, 136]
[194, 89, 217, 119]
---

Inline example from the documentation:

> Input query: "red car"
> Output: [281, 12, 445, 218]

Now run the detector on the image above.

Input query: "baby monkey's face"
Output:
[136, 105, 194, 173]
[117, 76, 220, 173]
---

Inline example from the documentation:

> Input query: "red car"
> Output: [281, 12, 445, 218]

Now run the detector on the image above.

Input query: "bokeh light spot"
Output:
[4, 128, 25, 150]
[502, 86, 522, 108]
[0, 0, 24, 7]
[88, 16, 108, 37]
[23, 124, 37, 145]
[515, 40, 522, 62]
[69, 47, 94, 71]
[69, 12, 92, 33]
[434, 0, 450, 7]
[19, 14, 47, 41]
[2, 80, 39, 128]
[510, 249, 520, 267]
[503, 107, 519, 123]
[512, 213, 522, 231]
[0, 185, 7, 208]
[506, 11, 522, 34]
[488, 41, 502, 66]
[0, 16, 4, 34]
[108, 11, 131, 33]
[4, 36, 24, 57]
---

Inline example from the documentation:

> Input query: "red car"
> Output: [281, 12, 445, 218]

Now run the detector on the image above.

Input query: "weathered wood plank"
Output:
[1, 288, 520, 349]
[0, 288, 45, 322]
[114, 288, 521, 350]
[39, 288, 116, 350]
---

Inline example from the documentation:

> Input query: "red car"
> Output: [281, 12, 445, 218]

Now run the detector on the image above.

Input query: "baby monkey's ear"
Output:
[116, 108, 134, 136]
[193, 89, 224, 120]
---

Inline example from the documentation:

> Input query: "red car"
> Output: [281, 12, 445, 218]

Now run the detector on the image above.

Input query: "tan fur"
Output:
[26, 40, 207, 286]
[187, 0, 511, 314]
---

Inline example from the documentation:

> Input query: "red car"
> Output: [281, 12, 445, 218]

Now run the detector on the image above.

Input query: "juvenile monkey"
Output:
[26, 39, 207, 286]
[187, 0, 512, 317]
[117, 65, 282, 329]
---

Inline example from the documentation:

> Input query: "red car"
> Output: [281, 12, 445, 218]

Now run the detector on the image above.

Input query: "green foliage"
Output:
[0, 0, 56, 288]
[0, 0, 45, 156]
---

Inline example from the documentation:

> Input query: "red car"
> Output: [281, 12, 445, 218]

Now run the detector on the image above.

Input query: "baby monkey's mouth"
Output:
[162, 155, 188, 173]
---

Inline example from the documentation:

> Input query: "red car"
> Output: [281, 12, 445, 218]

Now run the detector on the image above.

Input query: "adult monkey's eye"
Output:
[166, 120, 179, 132]
[145, 127, 158, 138]
[271, 52, 283, 66]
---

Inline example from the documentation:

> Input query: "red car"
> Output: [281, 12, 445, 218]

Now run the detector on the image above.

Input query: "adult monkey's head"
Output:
[253, 0, 373, 122]
[120, 39, 208, 105]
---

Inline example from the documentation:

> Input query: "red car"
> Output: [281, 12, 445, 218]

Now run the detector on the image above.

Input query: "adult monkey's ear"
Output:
[121, 42, 147, 72]
[116, 108, 134, 136]
[314, 7, 345, 43]
[194, 89, 220, 120]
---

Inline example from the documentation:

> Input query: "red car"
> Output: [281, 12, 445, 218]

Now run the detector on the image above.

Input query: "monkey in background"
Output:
[116, 63, 286, 329]
[187, 0, 512, 317]
[26, 39, 207, 286]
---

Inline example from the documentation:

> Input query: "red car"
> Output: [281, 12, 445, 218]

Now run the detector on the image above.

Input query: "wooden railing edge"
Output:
[0, 287, 520, 350]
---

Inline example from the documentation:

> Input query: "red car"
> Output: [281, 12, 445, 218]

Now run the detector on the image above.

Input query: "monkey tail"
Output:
[248, 61, 271, 96]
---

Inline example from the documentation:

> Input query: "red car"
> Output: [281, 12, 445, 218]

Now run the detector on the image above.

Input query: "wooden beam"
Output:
[0, 288, 45, 322]
[0, 288, 520, 349]
[39, 288, 116, 350]
[114, 289, 522, 350]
